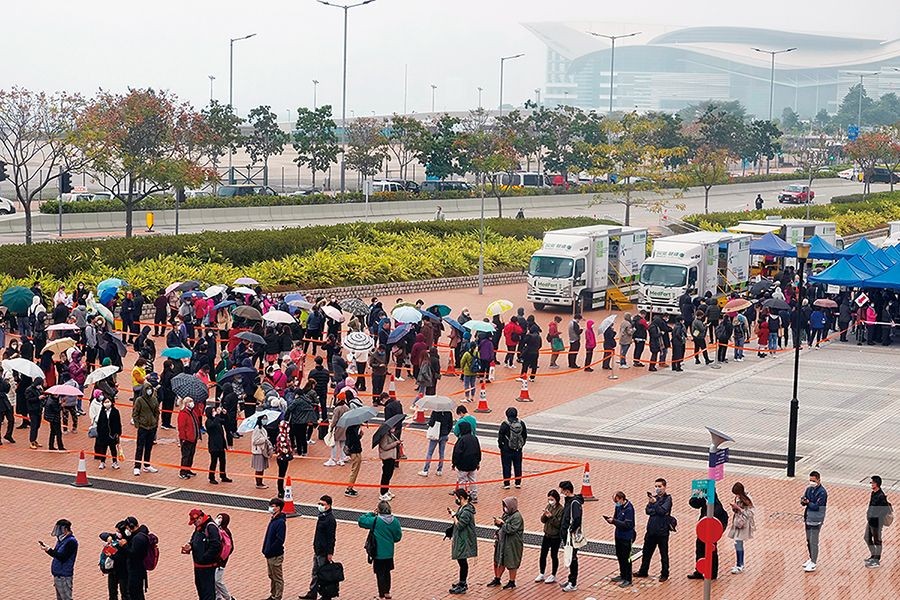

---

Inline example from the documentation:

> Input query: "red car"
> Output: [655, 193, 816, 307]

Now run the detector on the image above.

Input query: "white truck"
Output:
[637, 231, 751, 315]
[728, 218, 841, 248]
[527, 225, 647, 311]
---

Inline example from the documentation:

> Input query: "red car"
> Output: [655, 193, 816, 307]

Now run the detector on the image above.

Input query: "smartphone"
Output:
[602, 515, 610, 520]
[647, 491, 653, 497]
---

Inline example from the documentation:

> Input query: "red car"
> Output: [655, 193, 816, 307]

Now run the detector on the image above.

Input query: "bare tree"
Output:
[790, 134, 833, 218]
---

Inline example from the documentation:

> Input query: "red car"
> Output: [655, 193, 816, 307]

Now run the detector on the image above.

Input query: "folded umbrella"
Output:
[387, 323, 413, 344]
[45, 384, 83, 397]
[372, 414, 406, 448]
[391, 305, 422, 324]
[232, 286, 257, 296]
[213, 299, 237, 311]
[763, 298, 790, 311]
[322, 305, 345, 322]
[463, 319, 495, 333]
[234, 277, 259, 286]
[336, 406, 378, 428]
[46, 323, 80, 332]
[234, 306, 262, 321]
[418, 395, 455, 412]
[486, 299, 513, 317]
[341, 297, 369, 317]
[263, 309, 296, 324]
[1, 286, 35, 315]
[171, 373, 209, 402]
[426, 304, 452, 317]
[2, 358, 44, 379]
[237, 409, 282, 434]
[161, 347, 193, 360]
[84, 365, 120, 386]
[342, 331, 374, 352]
[236, 331, 266, 345]
[43, 337, 76, 356]
[218, 366, 259, 382]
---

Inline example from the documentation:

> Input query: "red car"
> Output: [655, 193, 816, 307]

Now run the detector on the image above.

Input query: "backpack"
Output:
[143, 532, 160, 571]
[317, 561, 345, 599]
[218, 527, 233, 563]
[715, 322, 727, 340]
[507, 421, 525, 451]
[470, 350, 483, 374]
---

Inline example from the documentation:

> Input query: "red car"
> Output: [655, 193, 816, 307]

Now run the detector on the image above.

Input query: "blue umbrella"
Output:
[98, 287, 118, 304]
[283, 292, 311, 314]
[237, 409, 282, 434]
[161, 347, 193, 360]
[214, 299, 237, 310]
[218, 366, 259, 382]
[387, 323, 413, 344]
[181, 290, 207, 301]
[443, 317, 465, 334]
[419, 309, 442, 322]
[97, 278, 126, 292]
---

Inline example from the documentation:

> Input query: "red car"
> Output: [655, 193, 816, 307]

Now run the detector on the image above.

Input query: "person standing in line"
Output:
[274, 420, 294, 499]
[671, 316, 686, 371]
[547, 315, 564, 369]
[487, 497, 525, 590]
[132, 380, 160, 476]
[40, 519, 78, 600]
[838, 298, 852, 342]
[100, 520, 130, 600]
[728, 482, 756, 574]
[181, 509, 222, 600]
[691, 311, 713, 365]
[687, 489, 728, 580]
[177, 398, 201, 479]
[558, 480, 583, 593]
[604, 491, 636, 587]
[250, 415, 273, 490]
[300, 495, 337, 600]
[123, 516, 151, 600]
[865, 475, 890, 568]
[369, 345, 388, 398]
[567, 314, 583, 369]
[26, 376, 45, 449]
[767, 310, 781, 355]
[44, 392, 65, 451]
[378, 425, 401, 501]
[214, 513, 234, 600]
[583, 318, 596, 372]
[518, 324, 542, 382]
[733, 310, 749, 361]
[632, 311, 648, 367]
[502, 317, 523, 368]
[0, 372, 14, 444]
[634, 478, 672, 582]
[358, 500, 403, 600]
[344, 422, 363, 498]
[452, 420, 481, 503]
[419, 409, 452, 477]
[715, 316, 733, 364]
[706, 297, 721, 344]
[448, 489, 478, 595]
[535, 489, 563, 584]
[801, 470, 827, 572]
[205, 405, 232, 484]
[262, 498, 287, 600]
[601, 321, 617, 370]
[498, 407, 527, 490]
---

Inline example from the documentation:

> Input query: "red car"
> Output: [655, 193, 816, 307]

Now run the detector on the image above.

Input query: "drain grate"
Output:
[0, 464, 166, 497]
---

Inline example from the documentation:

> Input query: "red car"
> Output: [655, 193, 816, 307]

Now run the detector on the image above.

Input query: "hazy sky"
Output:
[6, 0, 899, 119]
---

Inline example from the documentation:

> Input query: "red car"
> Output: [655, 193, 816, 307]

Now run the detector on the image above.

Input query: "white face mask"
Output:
[215, 517, 222, 526]
[267, 507, 276, 515]
[103, 403, 111, 409]
[547, 499, 557, 507]
[317, 504, 327, 513]
[186, 401, 194, 409]
[809, 480, 819, 488]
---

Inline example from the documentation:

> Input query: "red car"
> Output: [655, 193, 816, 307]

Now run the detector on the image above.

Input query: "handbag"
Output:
[733, 513, 748, 530]
[88, 425, 98, 439]
[571, 528, 588, 549]
[425, 421, 441, 441]
[551, 337, 565, 352]
[364, 518, 378, 564]
[324, 429, 335, 448]
[563, 540, 574, 567]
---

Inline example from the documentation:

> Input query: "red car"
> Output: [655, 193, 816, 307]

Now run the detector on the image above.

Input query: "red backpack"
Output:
[218, 527, 233, 563]
[143, 532, 160, 571]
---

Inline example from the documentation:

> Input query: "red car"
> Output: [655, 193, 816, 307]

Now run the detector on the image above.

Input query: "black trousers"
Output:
[615, 538, 632, 582]
[500, 450, 523, 487]
[290, 423, 308, 455]
[520, 353, 538, 377]
[371, 372, 386, 397]
[28, 411, 41, 443]
[539, 536, 561, 576]
[209, 450, 227, 479]
[160, 391, 175, 428]
[457, 558, 469, 584]
[602, 349, 613, 369]
[127, 569, 146, 600]
[153, 312, 167, 337]
[134, 427, 156, 469]
[637, 532, 669, 577]
[716, 343, 728, 363]
[567, 340, 580, 368]
[693, 338, 710, 364]
[277, 456, 290, 498]
[180, 440, 196, 476]
[567, 547, 579, 585]
[107, 568, 129, 600]
[633, 340, 645, 363]
[671, 344, 685, 370]
[380, 458, 396, 495]
[584, 348, 594, 367]
[193, 567, 216, 600]
[373, 558, 393, 597]
[48, 420, 64, 449]
[0, 407, 14, 439]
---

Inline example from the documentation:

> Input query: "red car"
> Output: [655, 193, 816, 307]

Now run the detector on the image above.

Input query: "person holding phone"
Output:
[448, 489, 477, 595]
[634, 478, 672, 582]
[535, 490, 563, 584]
[604, 492, 636, 587]
[40, 519, 78, 600]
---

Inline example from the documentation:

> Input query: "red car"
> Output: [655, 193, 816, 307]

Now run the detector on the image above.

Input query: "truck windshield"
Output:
[529, 256, 573, 278]
[640, 264, 687, 287]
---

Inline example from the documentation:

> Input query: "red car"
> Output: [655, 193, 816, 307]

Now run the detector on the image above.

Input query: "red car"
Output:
[778, 184, 815, 204]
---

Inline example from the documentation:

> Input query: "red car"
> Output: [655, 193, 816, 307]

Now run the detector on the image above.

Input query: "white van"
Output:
[493, 172, 547, 188]
[371, 181, 406, 193]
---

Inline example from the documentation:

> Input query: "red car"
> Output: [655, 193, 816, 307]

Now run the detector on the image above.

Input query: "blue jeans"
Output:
[423, 435, 448, 472]
[462, 375, 476, 399]
[733, 336, 745, 359]
[768, 333, 778, 351]
[619, 343, 631, 366]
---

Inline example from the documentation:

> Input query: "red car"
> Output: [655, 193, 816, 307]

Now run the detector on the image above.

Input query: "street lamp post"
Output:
[842, 72, 879, 130]
[312, 79, 319, 109]
[787, 241, 810, 478]
[317, 0, 376, 193]
[751, 46, 796, 174]
[590, 31, 641, 113]
[534, 88, 541, 107]
[499, 53, 525, 116]
[208, 75, 215, 103]
[228, 32, 257, 183]
[431, 84, 437, 113]
[477, 87, 483, 109]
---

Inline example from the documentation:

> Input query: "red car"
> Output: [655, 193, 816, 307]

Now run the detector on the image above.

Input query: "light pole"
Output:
[534, 88, 541, 107]
[228, 32, 257, 182]
[751, 46, 797, 121]
[431, 84, 437, 113]
[590, 31, 641, 113]
[312, 79, 319, 109]
[499, 53, 525, 116]
[787, 241, 810, 478]
[317, 0, 376, 193]
[477, 87, 483, 109]
[208, 75, 215, 103]
[702, 427, 734, 600]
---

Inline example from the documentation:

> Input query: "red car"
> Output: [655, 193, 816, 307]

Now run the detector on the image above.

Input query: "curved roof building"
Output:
[523, 22, 900, 117]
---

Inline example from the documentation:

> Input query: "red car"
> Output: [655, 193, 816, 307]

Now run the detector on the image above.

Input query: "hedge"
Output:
[830, 190, 900, 204]
[0, 216, 606, 280]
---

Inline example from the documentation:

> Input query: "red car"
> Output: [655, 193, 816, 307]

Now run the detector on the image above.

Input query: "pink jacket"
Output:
[585, 319, 597, 350]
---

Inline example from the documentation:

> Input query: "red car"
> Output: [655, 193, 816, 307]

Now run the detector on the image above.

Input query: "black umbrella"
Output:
[218, 366, 259, 382]
[171, 373, 209, 402]
[372, 413, 406, 448]
[763, 298, 790, 311]
[234, 306, 263, 321]
[176, 280, 202, 292]
[236, 331, 265, 345]
[750, 278, 776, 297]
[98, 332, 128, 358]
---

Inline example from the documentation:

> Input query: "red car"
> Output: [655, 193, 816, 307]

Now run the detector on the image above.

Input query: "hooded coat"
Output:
[451, 501, 478, 560]
[357, 512, 403, 560]
[493, 497, 524, 569]
[584, 320, 597, 350]
[451, 421, 481, 472]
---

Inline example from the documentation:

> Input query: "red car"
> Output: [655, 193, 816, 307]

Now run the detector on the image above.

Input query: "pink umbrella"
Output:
[45, 384, 84, 397]
[46, 323, 80, 332]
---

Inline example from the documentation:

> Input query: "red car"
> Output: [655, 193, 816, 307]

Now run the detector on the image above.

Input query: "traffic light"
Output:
[59, 172, 73, 194]
[0, 161, 7, 182]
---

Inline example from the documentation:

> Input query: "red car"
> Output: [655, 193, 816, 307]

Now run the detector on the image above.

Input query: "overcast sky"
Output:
[7, 0, 899, 119]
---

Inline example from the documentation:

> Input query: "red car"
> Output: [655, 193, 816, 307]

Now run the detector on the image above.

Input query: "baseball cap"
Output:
[188, 508, 204, 524]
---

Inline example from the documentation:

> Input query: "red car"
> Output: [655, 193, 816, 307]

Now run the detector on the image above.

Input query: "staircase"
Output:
[606, 286, 633, 311]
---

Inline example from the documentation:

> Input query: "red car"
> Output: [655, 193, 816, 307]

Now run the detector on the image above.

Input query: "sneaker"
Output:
[417, 470, 429, 477]
[387, 491, 395, 499]
[584, 367, 594, 372]
[501, 484, 510, 490]
[561, 582, 577, 592]
[485, 578, 502, 588]
[256, 484, 269, 490]
[730, 566, 744, 574]
[865, 559, 881, 568]
[220, 476, 233, 483]
[344, 488, 359, 497]
[804, 562, 816, 572]
[323, 459, 337, 467]
[658, 575, 669, 582]
[337, 460, 346, 466]
[179, 474, 189, 480]
[208, 478, 219, 484]
[620, 364, 630, 369]
[436, 469, 443, 476]
[544, 575, 556, 584]
[98, 462, 106, 470]
[610, 576, 623, 583]
[448, 583, 468, 594]
[379, 493, 392, 501]
[501, 581, 516, 589]
[802, 560, 813, 569]
[619, 580, 632, 587]
[340, 455, 351, 462]
[143, 466, 158, 473]
[395, 377, 405, 382]
[133, 468, 141, 476]
[534, 574, 545, 582]
[514, 377, 525, 382]
[111, 462, 120, 470]
[307, 438, 317, 445]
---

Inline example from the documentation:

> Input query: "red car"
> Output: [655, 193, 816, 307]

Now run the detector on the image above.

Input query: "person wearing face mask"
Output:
[604, 491, 636, 587]
[634, 478, 672, 583]
[447, 489, 477, 595]
[39, 518, 78, 600]
[800, 470, 828, 572]
[213, 513, 234, 600]
[558, 480, 584, 592]
[865, 475, 891, 569]
[177, 398, 201, 479]
[486, 497, 524, 590]
[123, 516, 152, 600]
[358, 500, 403, 600]
[0, 369, 14, 444]
[300, 495, 337, 600]
[251, 415, 273, 489]
[535, 490, 563, 584]
[26, 376, 46, 449]
[132, 380, 160, 477]
[93, 394, 122, 470]
[262, 498, 287, 600]
[205, 405, 232, 485]
[99, 520, 130, 600]
[181, 509, 222, 600]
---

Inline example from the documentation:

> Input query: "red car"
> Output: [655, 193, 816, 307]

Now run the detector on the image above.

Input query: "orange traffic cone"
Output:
[446, 349, 457, 376]
[474, 382, 491, 413]
[414, 392, 426, 423]
[282, 476, 298, 517]
[388, 375, 397, 400]
[72, 450, 92, 488]
[516, 378, 532, 402]
[579, 462, 597, 501]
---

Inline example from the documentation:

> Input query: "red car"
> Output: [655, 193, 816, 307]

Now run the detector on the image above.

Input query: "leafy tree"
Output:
[538, 105, 605, 183]
[814, 109, 831, 129]
[71, 88, 211, 237]
[682, 146, 730, 214]
[845, 132, 892, 195]
[344, 117, 388, 179]
[787, 134, 833, 217]
[834, 84, 876, 129]
[741, 120, 782, 174]
[497, 110, 540, 171]
[415, 114, 462, 180]
[244, 105, 288, 181]
[0, 87, 85, 244]
[781, 107, 801, 132]
[198, 100, 243, 186]
[696, 104, 745, 156]
[641, 112, 692, 168]
[456, 129, 518, 217]
[678, 99, 747, 124]
[292, 105, 338, 189]
[384, 114, 428, 181]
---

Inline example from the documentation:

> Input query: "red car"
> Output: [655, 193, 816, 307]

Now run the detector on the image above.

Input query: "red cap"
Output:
[188, 509, 204, 524]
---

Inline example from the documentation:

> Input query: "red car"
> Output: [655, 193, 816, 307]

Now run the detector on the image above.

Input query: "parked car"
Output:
[370, 181, 406, 193]
[216, 185, 277, 197]
[0, 196, 16, 215]
[778, 184, 815, 204]
[837, 168, 861, 180]
[493, 172, 546, 188]
[419, 180, 472, 193]
[286, 187, 321, 196]
[387, 179, 419, 193]
[868, 167, 900, 184]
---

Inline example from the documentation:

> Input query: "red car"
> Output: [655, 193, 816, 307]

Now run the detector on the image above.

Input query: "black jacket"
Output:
[645, 493, 673, 536]
[126, 525, 151, 574]
[560, 494, 584, 544]
[96, 407, 122, 443]
[868, 489, 891, 527]
[206, 413, 229, 453]
[190, 517, 222, 568]
[308, 367, 331, 403]
[345, 424, 363, 454]
[428, 410, 453, 438]
[498, 419, 527, 453]
[313, 509, 336, 556]
[688, 495, 728, 529]
[25, 384, 43, 414]
[451, 421, 481, 472]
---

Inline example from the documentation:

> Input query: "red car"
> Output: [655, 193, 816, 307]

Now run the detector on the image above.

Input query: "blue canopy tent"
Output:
[837, 237, 878, 257]
[804, 235, 841, 261]
[866, 251, 895, 270]
[749, 232, 795, 257]
[808, 259, 871, 287]
[847, 255, 882, 277]
[859, 261, 900, 291]
[881, 244, 900, 263]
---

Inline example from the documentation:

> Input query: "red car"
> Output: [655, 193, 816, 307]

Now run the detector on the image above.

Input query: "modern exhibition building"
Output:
[523, 22, 900, 117]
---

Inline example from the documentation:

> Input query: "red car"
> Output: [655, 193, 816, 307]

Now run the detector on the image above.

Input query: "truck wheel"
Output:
[532, 302, 545, 311]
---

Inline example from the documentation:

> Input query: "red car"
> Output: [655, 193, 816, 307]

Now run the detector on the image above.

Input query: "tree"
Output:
[456, 129, 518, 217]
[71, 88, 211, 237]
[199, 100, 244, 187]
[846, 132, 892, 195]
[344, 117, 388, 180]
[587, 112, 687, 225]
[385, 114, 428, 181]
[682, 146, 730, 214]
[882, 124, 900, 192]
[781, 107, 801, 132]
[741, 120, 782, 174]
[0, 87, 85, 244]
[244, 105, 288, 182]
[292, 105, 338, 190]
[814, 109, 830, 129]
[788, 134, 833, 218]
[696, 104, 745, 156]
[834, 84, 875, 129]
[538, 105, 605, 183]
[641, 112, 692, 168]
[415, 114, 462, 180]
[678, 99, 747, 125]
[497, 110, 540, 171]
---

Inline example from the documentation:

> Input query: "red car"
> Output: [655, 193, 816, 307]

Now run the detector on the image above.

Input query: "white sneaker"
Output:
[98, 462, 106, 470]
[143, 466, 158, 473]
[802, 559, 812, 569]
[395, 377, 405, 382]
[804, 562, 816, 572]
[337, 460, 346, 466]
[308, 438, 317, 445]
[111, 462, 120, 470]
[436, 469, 443, 476]
[323, 459, 337, 466]
[340, 455, 351, 462]
[544, 575, 556, 584]
[379, 493, 391, 501]
[730, 565, 744, 574]
[620, 364, 630, 369]
[561, 582, 577, 592]
[534, 574, 545, 582]
[417, 470, 429, 477]
[133, 468, 141, 476]
[387, 491, 395, 499]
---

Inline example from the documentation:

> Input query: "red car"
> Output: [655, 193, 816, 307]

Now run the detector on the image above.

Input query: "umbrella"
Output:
[176, 280, 201, 292]
[426, 304, 452, 317]
[392, 305, 422, 324]
[43, 338, 76, 356]
[723, 298, 752, 312]
[171, 373, 209, 402]
[442, 317, 466, 334]
[341, 297, 369, 317]
[387, 323, 413, 344]
[165, 282, 183, 295]
[234, 277, 259, 286]
[486, 299, 514, 317]
[1, 358, 44, 379]
[46, 323, 80, 332]
[419, 309, 442, 322]
[464, 319, 495, 333]
[763, 298, 790, 311]
[814, 299, 838, 309]
[181, 290, 206, 301]
[750, 278, 777, 297]
[598, 314, 617, 334]
[204, 284, 227, 298]
[161, 347, 193, 360]
[233, 306, 262, 321]
[98, 287, 119, 304]
[322, 305, 345, 322]
[237, 409, 281, 434]
[45, 384, 83, 397]
[97, 278, 127, 292]
[392, 301, 415, 312]
[232, 286, 256, 296]
[107, 333, 128, 358]
[342, 332, 374, 352]
[418, 395, 455, 412]
[85, 365, 120, 386]
[372, 413, 406, 448]
[236, 331, 266, 345]
[89, 301, 114, 324]
[213, 300, 237, 311]
[287, 298, 314, 311]
[263, 309, 296, 324]
[2, 286, 34, 315]
[218, 366, 259, 382]
[336, 406, 378, 428]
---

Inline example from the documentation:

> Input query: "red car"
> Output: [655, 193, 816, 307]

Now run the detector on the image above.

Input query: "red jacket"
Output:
[502, 321, 523, 347]
[756, 321, 770, 345]
[177, 407, 201, 443]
